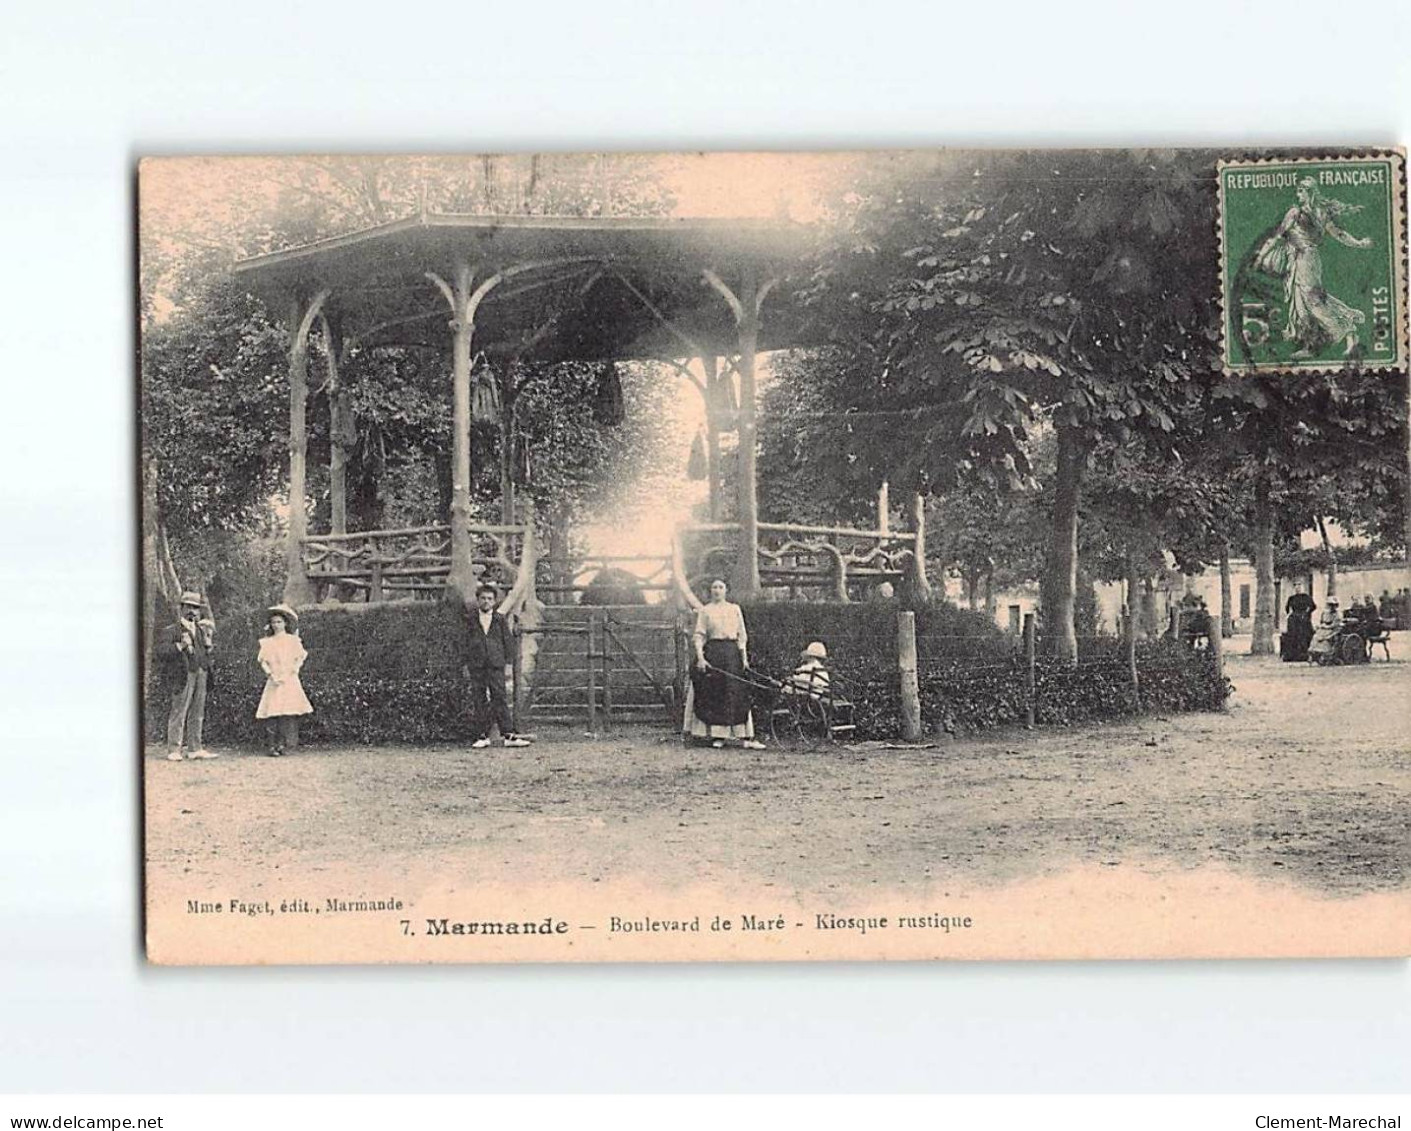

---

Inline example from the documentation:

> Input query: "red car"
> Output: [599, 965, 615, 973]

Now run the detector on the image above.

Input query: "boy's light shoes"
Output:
[166, 751, 184, 761]
[189, 749, 220, 760]
[742, 740, 766, 750]
[502, 736, 531, 748]
[471, 737, 492, 749]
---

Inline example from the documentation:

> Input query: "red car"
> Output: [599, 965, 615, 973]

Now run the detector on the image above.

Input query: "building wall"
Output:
[1309, 562, 1411, 611]
[961, 560, 1409, 637]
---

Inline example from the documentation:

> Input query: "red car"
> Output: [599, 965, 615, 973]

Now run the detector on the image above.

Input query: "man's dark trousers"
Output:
[469, 665, 514, 740]
[465, 609, 516, 740]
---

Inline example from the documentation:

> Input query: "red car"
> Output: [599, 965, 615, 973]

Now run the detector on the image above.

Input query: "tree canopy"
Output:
[141, 156, 683, 599]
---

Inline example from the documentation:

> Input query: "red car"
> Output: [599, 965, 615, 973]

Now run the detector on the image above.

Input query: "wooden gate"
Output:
[523, 605, 685, 730]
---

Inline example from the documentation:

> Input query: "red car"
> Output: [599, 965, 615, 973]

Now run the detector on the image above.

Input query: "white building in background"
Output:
[967, 558, 1411, 639]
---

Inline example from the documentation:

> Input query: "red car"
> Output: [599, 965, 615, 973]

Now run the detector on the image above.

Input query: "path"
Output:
[145, 655, 1411, 901]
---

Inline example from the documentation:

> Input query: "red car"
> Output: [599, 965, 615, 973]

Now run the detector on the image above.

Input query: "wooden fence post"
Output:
[601, 614, 613, 732]
[586, 613, 598, 734]
[1023, 612, 1037, 728]
[674, 615, 689, 729]
[1125, 549, 1140, 706]
[897, 611, 922, 741]
[1126, 612, 1140, 707]
[1208, 608, 1224, 683]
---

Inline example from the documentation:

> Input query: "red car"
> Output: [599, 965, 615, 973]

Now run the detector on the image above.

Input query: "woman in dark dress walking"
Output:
[1282, 588, 1317, 662]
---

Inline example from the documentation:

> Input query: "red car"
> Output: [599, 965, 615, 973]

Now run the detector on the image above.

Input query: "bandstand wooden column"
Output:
[704, 267, 778, 599]
[283, 289, 329, 606]
[320, 312, 352, 539]
[234, 214, 814, 608]
[427, 263, 481, 603]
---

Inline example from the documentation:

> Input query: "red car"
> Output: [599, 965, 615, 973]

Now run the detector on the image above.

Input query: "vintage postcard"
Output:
[140, 149, 1410, 965]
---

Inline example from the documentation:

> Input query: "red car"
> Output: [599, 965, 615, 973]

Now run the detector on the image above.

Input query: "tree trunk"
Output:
[284, 294, 319, 607]
[1250, 479, 1277, 655]
[141, 457, 161, 703]
[732, 292, 762, 597]
[1044, 422, 1084, 662]
[1125, 545, 1140, 703]
[324, 316, 350, 537]
[1219, 542, 1233, 638]
[983, 564, 996, 619]
[499, 409, 515, 525]
[1405, 395, 1411, 556]
[704, 357, 722, 522]
[1141, 578, 1158, 637]
[1316, 515, 1337, 599]
[548, 499, 571, 605]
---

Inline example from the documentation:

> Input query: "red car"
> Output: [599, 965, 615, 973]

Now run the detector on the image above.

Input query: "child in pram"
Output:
[784, 641, 832, 700]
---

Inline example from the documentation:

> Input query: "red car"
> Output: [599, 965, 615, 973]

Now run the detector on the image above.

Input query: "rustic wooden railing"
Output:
[301, 521, 528, 601]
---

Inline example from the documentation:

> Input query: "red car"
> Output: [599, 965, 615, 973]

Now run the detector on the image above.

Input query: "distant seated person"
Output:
[784, 641, 832, 701]
[1346, 598, 1382, 638]
[1307, 598, 1342, 661]
[1181, 599, 1212, 648]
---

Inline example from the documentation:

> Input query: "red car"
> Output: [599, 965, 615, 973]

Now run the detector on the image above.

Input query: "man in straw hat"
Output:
[158, 591, 218, 761]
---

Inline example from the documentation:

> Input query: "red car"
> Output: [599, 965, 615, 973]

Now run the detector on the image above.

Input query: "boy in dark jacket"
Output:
[463, 583, 530, 749]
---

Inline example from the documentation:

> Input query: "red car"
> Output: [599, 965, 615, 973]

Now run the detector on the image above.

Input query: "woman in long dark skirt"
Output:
[683, 578, 765, 749]
[1282, 588, 1316, 661]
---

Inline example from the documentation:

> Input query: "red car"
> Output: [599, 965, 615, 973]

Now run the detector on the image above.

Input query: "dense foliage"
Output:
[840, 642, 1230, 739]
[777, 149, 1406, 656]
[148, 597, 1224, 747]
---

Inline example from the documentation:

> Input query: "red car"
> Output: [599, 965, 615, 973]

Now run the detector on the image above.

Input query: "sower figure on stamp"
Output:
[1256, 177, 1374, 358]
[159, 590, 218, 762]
[463, 583, 530, 750]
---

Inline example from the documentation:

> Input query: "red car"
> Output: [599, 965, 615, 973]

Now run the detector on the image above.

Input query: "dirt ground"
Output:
[145, 653, 1411, 902]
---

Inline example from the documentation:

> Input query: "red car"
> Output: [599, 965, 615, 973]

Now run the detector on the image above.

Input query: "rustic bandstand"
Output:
[232, 213, 931, 627]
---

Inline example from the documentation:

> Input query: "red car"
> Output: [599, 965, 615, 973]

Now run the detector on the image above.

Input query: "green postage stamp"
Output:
[1219, 151, 1407, 374]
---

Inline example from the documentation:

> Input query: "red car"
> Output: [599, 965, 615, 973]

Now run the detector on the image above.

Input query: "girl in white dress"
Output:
[255, 604, 313, 756]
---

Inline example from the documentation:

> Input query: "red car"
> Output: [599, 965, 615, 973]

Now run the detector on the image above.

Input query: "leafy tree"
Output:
[1206, 369, 1408, 651]
[800, 149, 1219, 658]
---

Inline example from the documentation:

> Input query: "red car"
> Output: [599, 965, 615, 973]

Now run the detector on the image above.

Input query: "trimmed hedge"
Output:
[146, 598, 1230, 746]
[825, 640, 1231, 738]
[149, 600, 481, 746]
[737, 598, 1010, 673]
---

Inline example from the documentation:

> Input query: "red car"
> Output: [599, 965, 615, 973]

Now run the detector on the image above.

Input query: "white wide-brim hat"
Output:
[266, 603, 299, 626]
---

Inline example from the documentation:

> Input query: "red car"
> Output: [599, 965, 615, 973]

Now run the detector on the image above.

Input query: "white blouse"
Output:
[693, 600, 747, 645]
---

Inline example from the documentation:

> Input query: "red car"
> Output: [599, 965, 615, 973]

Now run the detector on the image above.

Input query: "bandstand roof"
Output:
[232, 213, 817, 360]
